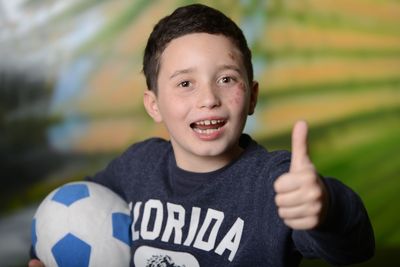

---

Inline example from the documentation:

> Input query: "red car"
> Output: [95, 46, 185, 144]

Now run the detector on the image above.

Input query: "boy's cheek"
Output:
[229, 86, 247, 107]
[230, 93, 242, 106]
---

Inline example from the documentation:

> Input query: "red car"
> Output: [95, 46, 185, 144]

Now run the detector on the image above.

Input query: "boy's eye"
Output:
[178, 81, 191, 87]
[218, 76, 235, 84]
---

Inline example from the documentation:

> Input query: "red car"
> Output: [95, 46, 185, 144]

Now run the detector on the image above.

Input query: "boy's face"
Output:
[144, 33, 258, 171]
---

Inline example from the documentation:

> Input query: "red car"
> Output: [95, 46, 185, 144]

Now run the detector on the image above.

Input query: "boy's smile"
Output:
[190, 118, 227, 139]
[144, 33, 258, 172]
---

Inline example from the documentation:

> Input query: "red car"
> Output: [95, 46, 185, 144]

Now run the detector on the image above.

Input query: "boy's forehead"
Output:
[160, 33, 243, 68]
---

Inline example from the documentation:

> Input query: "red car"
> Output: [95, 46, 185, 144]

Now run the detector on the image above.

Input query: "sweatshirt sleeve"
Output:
[292, 177, 375, 265]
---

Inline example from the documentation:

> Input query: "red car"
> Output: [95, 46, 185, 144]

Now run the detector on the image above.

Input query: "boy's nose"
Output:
[197, 85, 221, 109]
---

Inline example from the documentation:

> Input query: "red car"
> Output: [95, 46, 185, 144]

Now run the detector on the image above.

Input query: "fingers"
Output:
[275, 173, 321, 207]
[282, 217, 320, 230]
[274, 169, 328, 230]
[28, 259, 45, 267]
[274, 166, 316, 194]
[274, 172, 302, 193]
[277, 202, 323, 220]
[275, 170, 323, 210]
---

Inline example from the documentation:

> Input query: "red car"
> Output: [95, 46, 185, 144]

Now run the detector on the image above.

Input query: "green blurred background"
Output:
[0, 0, 399, 266]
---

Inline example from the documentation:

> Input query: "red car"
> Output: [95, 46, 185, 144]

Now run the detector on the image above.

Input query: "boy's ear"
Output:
[143, 90, 162, 123]
[248, 81, 259, 115]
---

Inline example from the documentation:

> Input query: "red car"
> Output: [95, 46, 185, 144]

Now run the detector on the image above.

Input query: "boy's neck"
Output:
[173, 145, 244, 173]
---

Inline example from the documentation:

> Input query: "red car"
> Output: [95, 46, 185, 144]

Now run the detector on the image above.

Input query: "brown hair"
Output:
[143, 4, 253, 93]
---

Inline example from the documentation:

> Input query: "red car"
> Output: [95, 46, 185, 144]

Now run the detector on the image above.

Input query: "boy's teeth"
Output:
[193, 128, 220, 134]
[196, 119, 223, 126]
[190, 119, 226, 134]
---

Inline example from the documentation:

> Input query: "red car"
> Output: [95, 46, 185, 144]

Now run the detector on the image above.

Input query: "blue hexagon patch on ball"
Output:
[52, 184, 90, 207]
[112, 212, 132, 246]
[52, 233, 91, 267]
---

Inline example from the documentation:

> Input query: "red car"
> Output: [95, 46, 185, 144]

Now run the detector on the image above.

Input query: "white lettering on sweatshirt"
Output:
[130, 199, 244, 262]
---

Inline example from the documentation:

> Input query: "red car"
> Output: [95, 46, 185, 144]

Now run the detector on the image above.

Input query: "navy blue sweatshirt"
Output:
[88, 134, 374, 266]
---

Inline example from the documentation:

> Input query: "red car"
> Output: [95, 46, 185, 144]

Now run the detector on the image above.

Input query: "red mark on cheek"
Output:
[231, 94, 240, 105]
[231, 83, 246, 105]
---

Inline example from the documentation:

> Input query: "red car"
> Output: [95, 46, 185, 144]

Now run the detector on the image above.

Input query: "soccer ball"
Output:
[31, 181, 132, 267]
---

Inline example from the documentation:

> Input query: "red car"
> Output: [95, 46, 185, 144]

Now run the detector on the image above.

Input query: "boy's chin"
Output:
[192, 143, 242, 159]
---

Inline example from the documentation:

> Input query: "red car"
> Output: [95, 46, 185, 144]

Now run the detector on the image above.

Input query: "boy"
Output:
[30, 4, 374, 266]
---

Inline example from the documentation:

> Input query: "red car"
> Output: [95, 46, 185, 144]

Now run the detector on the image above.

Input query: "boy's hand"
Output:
[274, 120, 329, 230]
[28, 259, 44, 267]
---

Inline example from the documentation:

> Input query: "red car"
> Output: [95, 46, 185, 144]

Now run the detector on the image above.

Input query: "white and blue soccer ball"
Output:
[31, 181, 132, 267]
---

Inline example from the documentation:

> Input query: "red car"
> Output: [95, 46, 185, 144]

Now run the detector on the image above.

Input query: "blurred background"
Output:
[0, 0, 399, 266]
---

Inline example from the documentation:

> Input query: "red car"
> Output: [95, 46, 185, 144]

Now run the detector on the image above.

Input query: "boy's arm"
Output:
[274, 121, 374, 264]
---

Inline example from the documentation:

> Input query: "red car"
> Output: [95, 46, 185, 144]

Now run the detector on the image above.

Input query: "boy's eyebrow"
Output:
[169, 65, 242, 79]
[169, 67, 196, 79]
[217, 64, 242, 74]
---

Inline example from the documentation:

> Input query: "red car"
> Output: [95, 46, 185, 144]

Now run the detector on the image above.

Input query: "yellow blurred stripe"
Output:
[259, 58, 400, 92]
[255, 87, 400, 137]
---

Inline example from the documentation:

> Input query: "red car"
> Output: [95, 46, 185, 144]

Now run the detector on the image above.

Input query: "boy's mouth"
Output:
[190, 119, 227, 134]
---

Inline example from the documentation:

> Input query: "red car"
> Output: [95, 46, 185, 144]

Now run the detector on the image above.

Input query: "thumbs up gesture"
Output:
[274, 121, 329, 230]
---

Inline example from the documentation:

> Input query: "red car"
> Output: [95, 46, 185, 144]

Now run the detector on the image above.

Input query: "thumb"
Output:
[290, 120, 311, 172]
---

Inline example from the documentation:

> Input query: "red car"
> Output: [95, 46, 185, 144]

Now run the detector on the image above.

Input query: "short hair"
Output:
[143, 4, 253, 93]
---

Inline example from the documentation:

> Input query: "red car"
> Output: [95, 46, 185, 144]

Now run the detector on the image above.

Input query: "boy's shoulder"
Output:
[128, 137, 170, 150]
[240, 134, 291, 169]
[113, 137, 171, 167]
